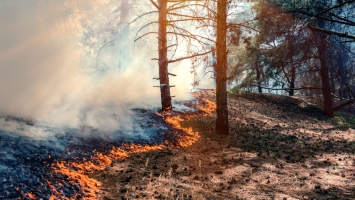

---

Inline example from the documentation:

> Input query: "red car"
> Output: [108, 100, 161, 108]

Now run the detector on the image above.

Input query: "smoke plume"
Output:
[0, 0, 213, 138]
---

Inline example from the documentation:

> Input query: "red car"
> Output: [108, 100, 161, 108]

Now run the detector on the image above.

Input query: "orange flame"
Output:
[45, 97, 215, 199]
[197, 98, 216, 116]
[22, 192, 36, 200]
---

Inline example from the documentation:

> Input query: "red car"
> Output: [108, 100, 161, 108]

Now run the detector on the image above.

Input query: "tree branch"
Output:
[134, 31, 158, 42]
[317, 0, 355, 16]
[333, 99, 355, 111]
[168, 50, 212, 64]
[128, 11, 158, 27]
[166, 31, 215, 44]
[250, 85, 323, 91]
[134, 21, 158, 42]
[149, 0, 159, 9]
[329, 12, 355, 26]
[308, 25, 355, 40]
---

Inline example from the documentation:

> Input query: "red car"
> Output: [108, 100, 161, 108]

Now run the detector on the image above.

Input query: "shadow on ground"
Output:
[93, 91, 355, 200]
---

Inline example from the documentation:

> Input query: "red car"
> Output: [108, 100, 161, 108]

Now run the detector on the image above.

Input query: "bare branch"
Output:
[149, 0, 159, 9]
[96, 39, 118, 68]
[168, 50, 212, 64]
[167, 24, 215, 43]
[134, 21, 158, 41]
[128, 11, 158, 27]
[333, 99, 355, 111]
[167, 31, 214, 44]
[308, 25, 355, 40]
[167, 44, 178, 49]
[167, 12, 211, 21]
[317, 0, 355, 16]
[168, 18, 210, 23]
[134, 31, 158, 42]
[296, 10, 355, 26]
[329, 12, 355, 26]
[250, 86, 323, 91]
[168, 2, 217, 17]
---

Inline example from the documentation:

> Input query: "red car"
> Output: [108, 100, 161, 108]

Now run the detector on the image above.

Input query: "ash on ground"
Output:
[0, 106, 185, 199]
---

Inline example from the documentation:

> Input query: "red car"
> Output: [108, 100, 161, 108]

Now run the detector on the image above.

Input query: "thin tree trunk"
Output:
[158, 0, 172, 111]
[339, 82, 345, 99]
[289, 66, 296, 96]
[319, 38, 334, 117]
[256, 63, 262, 93]
[311, 14, 334, 117]
[320, 56, 334, 115]
[216, 0, 229, 135]
[330, 66, 336, 95]
[338, 57, 346, 98]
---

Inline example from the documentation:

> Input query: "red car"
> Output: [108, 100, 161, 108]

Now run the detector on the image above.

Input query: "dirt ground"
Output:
[92, 90, 355, 200]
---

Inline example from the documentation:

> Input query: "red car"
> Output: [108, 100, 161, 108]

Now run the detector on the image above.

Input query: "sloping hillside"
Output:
[93, 90, 355, 200]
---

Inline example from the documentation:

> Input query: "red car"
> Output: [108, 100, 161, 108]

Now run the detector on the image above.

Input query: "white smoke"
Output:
[0, 0, 210, 138]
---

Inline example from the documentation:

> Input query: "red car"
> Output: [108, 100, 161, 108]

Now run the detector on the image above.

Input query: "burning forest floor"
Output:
[93, 90, 355, 200]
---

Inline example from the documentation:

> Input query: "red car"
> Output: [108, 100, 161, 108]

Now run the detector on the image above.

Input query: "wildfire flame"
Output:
[45, 97, 215, 199]
[22, 192, 36, 200]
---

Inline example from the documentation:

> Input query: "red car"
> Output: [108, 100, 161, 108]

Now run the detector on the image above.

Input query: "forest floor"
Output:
[92, 90, 355, 200]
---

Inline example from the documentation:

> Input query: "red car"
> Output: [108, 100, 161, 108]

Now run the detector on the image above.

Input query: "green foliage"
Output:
[228, 85, 241, 96]
[334, 113, 355, 129]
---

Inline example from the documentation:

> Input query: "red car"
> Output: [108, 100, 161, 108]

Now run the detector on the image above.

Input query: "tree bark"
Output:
[215, 0, 229, 135]
[318, 34, 334, 117]
[256, 62, 262, 93]
[310, 15, 334, 117]
[289, 66, 296, 96]
[158, 0, 172, 111]
[330, 65, 336, 95]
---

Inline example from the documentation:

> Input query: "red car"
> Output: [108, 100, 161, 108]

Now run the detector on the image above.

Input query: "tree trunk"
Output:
[320, 52, 334, 116]
[215, 0, 229, 135]
[338, 56, 346, 99]
[311, 13, 334, 117]
[289, 66, 295, 96]
[256, 63, 262, 93]
[318, 37, 334, 117]
[158, 0, 172, 111]
[339, 82, 345, 99]
[330, 66, 336, 95]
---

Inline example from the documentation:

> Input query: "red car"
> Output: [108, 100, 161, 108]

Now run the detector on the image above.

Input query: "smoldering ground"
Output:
[0, 0, 207, 140]
[0, 1, 195, 198]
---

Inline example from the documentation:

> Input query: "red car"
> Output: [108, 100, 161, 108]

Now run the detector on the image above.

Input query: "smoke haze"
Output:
[0, 0, 213, 138]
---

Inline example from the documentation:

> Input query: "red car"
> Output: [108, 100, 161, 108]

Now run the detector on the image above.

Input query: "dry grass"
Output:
[92, 90, 355, 200]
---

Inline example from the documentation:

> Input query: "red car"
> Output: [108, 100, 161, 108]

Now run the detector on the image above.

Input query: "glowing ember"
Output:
[47, 97, 215, 199]
[23, 192, 36, 200]
[45, 180, 70, 200]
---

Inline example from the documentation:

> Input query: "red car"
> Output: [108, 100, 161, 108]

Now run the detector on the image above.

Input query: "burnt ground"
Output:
[92, 90, 355, 200]
[0, 108, 177, 199]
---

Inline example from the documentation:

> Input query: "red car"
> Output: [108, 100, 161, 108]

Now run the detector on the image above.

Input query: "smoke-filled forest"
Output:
[0, 0, 354, 199]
